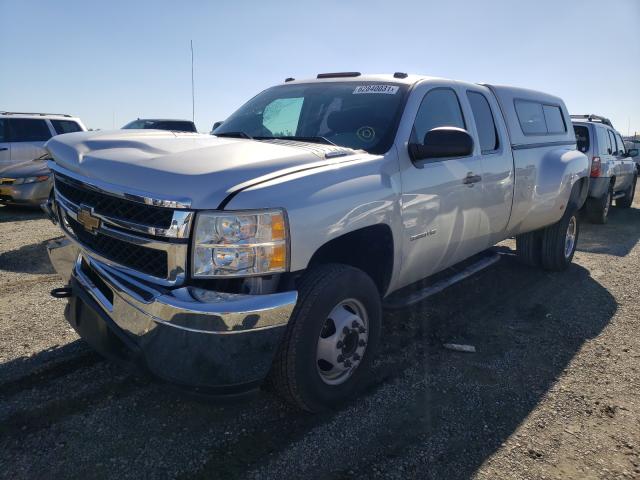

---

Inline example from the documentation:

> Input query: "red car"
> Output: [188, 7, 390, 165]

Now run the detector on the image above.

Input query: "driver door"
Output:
[398, 83, 485, 287]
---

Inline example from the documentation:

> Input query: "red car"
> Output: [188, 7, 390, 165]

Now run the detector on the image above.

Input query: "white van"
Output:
[0, 112, 86, 167]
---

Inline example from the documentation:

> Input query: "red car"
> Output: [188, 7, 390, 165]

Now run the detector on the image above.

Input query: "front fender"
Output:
[223, 154, 403, 282]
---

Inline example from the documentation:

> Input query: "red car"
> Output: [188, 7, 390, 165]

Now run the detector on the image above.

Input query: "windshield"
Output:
[123, 120, 196, 132]
[214, 82, 409, 154]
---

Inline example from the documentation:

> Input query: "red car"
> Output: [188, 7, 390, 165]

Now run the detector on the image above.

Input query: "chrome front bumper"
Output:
[47, 238, 298, 390]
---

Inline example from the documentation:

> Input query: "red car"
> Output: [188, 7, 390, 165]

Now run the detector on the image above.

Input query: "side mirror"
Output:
[628, 148, 638, 157]
[408, 127, 474, 161]
[211, 121, 224, 133]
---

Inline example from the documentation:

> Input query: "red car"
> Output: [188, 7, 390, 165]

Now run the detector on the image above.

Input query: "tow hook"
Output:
[50, 286, 73, 299]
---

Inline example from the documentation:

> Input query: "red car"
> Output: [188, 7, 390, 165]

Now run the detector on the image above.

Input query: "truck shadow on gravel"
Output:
[0, 249, 618, 480]
[577, 206, 640, 256]
[0, 239, 56, 274]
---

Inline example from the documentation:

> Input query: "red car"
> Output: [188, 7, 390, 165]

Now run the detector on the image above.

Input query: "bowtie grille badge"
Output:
[77, 206, 101, 234]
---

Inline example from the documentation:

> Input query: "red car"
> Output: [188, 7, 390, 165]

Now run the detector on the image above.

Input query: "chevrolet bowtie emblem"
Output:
[77, 206, 101, 234]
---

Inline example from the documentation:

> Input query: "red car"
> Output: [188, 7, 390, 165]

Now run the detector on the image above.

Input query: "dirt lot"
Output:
[0, 200, 639, 480]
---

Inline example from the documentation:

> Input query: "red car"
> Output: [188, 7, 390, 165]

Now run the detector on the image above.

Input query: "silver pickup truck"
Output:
[45, 73, 589, 411]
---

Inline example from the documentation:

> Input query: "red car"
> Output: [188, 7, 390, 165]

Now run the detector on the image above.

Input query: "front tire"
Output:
[540, 210, 579, 271]
[268, 264, 381, 412]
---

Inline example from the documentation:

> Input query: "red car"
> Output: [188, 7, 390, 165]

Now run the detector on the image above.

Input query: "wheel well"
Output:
[571, 177, 589, 209]
[307, 224, 394, 296]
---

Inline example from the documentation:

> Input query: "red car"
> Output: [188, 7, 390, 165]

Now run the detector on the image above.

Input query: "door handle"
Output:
[0, 147, 8, 151]
[463, 172, 482, 185]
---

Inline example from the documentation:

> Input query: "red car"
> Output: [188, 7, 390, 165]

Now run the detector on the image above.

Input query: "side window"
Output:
[573, 125, 590, 153]
[467, 91, 499, 153]
[542, 105, 566, 133]
[595, 126, 609, 155]
[514, 100, 546, 135]
[615, 132, 626, 156]
[0, 119, 6, 142]
[262, 97, 304, 136]
[50, 120, 83, 135]
[7, 119, 52, 142]
[412, 88, 465, 144]
[607, 130, 617, 155]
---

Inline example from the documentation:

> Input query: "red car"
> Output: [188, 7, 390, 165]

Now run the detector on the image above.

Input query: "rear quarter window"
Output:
[7, 119, 52, 142]
[543, 105, 566, 133]
[573, 125, 590, 153]
[51, 120, 83, 135]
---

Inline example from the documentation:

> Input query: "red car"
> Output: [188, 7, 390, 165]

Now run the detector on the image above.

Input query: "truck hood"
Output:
[45, 130, 366, 209]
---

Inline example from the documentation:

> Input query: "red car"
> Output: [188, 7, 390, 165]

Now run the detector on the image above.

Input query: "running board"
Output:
[383, 253, 501, 310]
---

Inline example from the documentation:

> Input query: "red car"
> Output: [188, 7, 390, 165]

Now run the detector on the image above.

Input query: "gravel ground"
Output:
[0, 199, 639, 480]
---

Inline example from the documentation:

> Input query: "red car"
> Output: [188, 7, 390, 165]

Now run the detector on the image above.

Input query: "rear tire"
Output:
[268, 263, 381, 412]
[540, 210, 579, 271]
[585, 187, 612, 224]
[616, 176, 636, 209]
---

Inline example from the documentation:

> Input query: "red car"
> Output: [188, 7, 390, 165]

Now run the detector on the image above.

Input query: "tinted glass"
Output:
[216, 82, 408, 154]
[413, 88, 465, 144]
[615, 132, 626, 155]
[7, 119, 52, 142]
[573, 125, 590, 153]
[0, 119, 6, 142]
[543, 105, 566, 133]
[123, 120, 196, 132]
[51, 120, 83, 135]
[515, 100, 546, 135]
[467, 91, 499, 152]
[607, 130, 617, 155]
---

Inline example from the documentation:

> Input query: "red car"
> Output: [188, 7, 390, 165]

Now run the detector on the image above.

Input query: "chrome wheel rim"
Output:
[565, 216, 577, 259]
[316, 299, 369, 386]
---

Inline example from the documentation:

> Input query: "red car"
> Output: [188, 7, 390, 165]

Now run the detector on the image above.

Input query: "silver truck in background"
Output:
[572, 114, 638, 223]
[45, 73, 589, 411]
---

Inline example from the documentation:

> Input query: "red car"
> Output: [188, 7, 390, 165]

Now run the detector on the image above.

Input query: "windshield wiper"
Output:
[215, 131, 253, 139]
[256, 135, 336, 146]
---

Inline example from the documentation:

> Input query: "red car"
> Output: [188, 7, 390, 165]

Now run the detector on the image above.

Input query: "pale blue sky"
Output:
[1, 0, 639, 134]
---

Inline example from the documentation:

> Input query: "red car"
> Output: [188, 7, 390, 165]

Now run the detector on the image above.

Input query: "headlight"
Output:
[192, 209, 288, 278]
[13, 175, 49, 185]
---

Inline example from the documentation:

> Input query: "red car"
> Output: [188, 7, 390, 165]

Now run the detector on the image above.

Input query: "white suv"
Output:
[0, 112, 87, 167]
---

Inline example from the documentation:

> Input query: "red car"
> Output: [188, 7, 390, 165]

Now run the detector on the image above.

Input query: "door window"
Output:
[412, 88, 465, 145]
[614, 132, 626, 156]
[7, 119, 52, 142]
[262, 97, 304, 136]
[467, 91, 499, 153]
[0, 119, 6, 142]
[607, 130, 617, 155]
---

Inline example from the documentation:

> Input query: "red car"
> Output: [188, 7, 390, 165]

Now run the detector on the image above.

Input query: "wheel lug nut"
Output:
[337, 341, 343, 349]
[352, 320, 359, 328]
[337, 354, 344, 362]
[343, 327, 350, 335]
[358, 339, 366, 347]
[344, 360, 352, 368]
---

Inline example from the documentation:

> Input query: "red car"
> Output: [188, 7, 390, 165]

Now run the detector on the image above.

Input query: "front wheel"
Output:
[268, 264, 381, 412]
[540, 210, 579, 271]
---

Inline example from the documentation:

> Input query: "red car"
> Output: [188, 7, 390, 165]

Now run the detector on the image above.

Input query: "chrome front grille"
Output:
[50, 164, 193, 286]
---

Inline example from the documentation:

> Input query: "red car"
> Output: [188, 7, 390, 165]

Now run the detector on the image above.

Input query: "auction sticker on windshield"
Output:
[353, 85, 399, 95]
